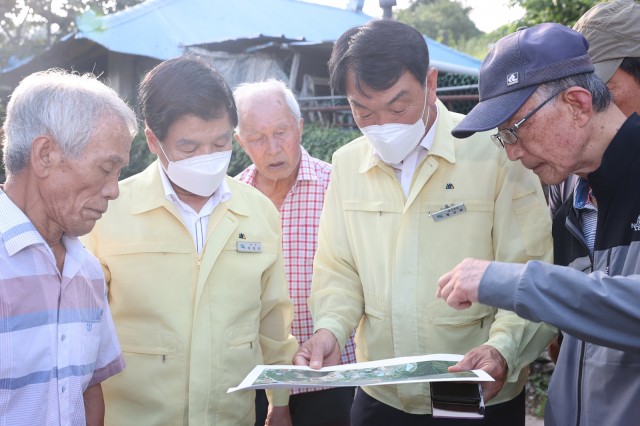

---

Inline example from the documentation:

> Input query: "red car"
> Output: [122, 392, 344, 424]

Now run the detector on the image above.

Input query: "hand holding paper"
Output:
[447, 345, 508, 402]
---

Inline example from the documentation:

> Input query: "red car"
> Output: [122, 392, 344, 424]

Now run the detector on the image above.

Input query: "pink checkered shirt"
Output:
[236, 147, 357, 394]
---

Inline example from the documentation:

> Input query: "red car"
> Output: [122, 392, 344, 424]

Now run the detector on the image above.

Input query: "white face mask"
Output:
[361, 89, 430, 165]
[157, 142, 232, 197]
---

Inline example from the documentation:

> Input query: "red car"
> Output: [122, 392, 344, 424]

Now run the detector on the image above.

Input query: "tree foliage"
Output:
[400, 0, 603, 61]
[509, 0, 600, 27]
[0, 0, 142, 67]
[397, 0, 481, 48]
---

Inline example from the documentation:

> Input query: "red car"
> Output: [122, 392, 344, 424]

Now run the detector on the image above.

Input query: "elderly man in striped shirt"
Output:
[0, 70, 136, 425]
[235, 80, 356, 426]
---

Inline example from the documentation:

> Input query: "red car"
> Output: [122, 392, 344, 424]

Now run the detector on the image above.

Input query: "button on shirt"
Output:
[236, 147, 357, 394]
[0, 190, 125, 425]
[158, 162, 232, 254]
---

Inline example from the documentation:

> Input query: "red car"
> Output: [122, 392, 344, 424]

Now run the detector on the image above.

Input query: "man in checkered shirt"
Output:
[235, 79, 357, 426]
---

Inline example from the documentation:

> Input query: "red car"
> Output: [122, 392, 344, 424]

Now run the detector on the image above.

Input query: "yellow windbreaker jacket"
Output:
[310, 101, 556, 414]
[83, 162, 297, 425]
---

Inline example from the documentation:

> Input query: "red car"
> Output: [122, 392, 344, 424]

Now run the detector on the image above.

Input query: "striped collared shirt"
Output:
[0, 190, 125, 425]
[236, 147, 357, 394]
[573, 177, 598, 257]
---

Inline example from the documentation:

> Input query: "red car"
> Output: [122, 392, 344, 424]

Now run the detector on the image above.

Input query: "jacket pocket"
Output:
[221, 321, 261, 391]
[420, 200, 495, 263]
[104, 326, 185, 420]
[117, 326, 180, 360]
[225, 321, 260, 350]
[514, 204, 550, 257]
[101, 241, 191, 256]
[430, 310, 493, 327]
[359, 293, 390, 361]
[343, 200, 402, 213]
[427, 306, 494, 354]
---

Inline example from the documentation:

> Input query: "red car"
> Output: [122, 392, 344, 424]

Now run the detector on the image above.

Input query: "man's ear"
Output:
[30, 135, 56, 178]
[562, 87, 593, 127]
[426, 67, 439, 104]
[145, 126, 160, 155]
[234, 131, 245, 149]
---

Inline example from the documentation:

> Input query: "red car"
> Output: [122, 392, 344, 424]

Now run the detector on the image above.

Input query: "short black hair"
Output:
[619, 57, 640, 86]
[138, 56, 238, 141]
[328, 20, 429, 96]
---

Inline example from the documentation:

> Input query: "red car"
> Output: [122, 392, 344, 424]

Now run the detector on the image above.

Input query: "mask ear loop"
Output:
[419, 85, 431, 143]
[422, 65, 437, 121]
[155, 140, 174, 175]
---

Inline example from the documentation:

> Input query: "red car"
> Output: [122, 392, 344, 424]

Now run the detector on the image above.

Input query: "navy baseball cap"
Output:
[452, 23, 595, 139]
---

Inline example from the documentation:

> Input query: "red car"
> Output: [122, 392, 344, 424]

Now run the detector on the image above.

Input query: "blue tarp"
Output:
[73, 0, 481, 75]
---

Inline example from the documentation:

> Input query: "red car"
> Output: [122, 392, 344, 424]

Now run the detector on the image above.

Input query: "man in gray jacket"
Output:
[437, 23, 640, 426]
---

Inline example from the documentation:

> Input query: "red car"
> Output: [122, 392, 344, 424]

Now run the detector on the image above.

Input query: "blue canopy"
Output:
[72, 0, 480, 75]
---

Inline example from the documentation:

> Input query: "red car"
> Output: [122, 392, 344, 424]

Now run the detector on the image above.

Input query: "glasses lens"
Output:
[491, 133, 505, 148]
[502, 129, 518, 145]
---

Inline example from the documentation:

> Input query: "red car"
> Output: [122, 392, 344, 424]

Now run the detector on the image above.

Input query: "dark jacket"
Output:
[480, 113, 640, 426]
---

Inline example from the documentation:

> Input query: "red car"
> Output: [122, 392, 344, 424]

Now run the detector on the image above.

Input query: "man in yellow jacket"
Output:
[82, 57, 298, 425]
[294, 20, 556, 425]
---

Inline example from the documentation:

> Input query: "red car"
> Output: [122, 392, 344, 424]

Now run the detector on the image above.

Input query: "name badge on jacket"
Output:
[430, 203, 466, 222]
[237, 241, 262, 253]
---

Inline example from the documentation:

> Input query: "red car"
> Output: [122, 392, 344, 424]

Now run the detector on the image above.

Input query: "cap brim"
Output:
[593, 58, 622, 83]
[451, 85, 538, 139]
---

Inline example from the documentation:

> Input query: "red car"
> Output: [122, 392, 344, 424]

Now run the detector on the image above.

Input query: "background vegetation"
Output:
[0, 0, 144, 67]
[396, 0, 602, 59]
[119, 124, 362, 180]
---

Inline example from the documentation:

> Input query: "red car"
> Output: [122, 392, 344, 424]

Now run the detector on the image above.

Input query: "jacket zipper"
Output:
[576, 249, 612, 426]
[568, 207, 595, 426]
[576, 340, 585, 426]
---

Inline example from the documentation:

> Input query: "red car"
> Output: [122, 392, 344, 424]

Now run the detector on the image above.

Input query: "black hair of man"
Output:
[328, 20, 429, 96]
[619, 57, 640, 86]
[138, 55, 238, 141]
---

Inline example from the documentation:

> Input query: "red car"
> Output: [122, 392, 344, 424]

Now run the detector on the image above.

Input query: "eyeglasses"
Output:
[491, 91, 562, 148]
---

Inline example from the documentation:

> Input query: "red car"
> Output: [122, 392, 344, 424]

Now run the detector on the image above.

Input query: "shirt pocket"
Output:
[342, 200, 402, 282]
[514, 203, 550, 257]
[420, 200, 495, 265]
[216, 241, 279, 305]
[81, 311, 104, 364]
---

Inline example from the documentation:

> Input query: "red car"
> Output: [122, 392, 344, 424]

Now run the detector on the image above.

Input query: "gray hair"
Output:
[2, 69, 138, 175]
[233, 79, 301, 136]
[538, 72, 612, 113]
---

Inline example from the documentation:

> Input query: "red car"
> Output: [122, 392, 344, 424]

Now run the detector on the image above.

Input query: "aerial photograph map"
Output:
[228, 354, 493, 392]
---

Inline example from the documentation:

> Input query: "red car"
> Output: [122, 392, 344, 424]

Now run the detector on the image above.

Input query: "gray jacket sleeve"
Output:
[479, 261, 640, 352]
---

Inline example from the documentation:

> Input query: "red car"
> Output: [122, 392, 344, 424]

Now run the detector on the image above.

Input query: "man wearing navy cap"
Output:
[438, 23, 640, 425]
